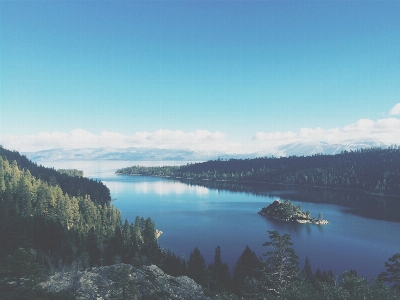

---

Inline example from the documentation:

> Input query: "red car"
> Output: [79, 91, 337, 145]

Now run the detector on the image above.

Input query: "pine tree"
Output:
[141, 217, 160, 264]
[314, 268, 322, 283]
[188, 247, 208, 287]
[2, 248, 42, 288]
[232, 245, 261, 297]
[379, 253, 400, 290]
[260, 230, 299, 295]
[208, 246, 232, 293]
[302, 257, 314, 283]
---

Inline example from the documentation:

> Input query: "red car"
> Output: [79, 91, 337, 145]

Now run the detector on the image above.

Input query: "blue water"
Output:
[39, 160, 400, 280]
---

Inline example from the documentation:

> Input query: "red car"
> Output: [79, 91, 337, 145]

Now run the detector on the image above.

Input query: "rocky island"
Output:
[258, 199, 329, 225]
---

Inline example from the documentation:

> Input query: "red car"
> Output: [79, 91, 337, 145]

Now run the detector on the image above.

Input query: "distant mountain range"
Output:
[261, 139, 389, 158]
[23, 140, 389, 162]
[23, 147, 222, 162]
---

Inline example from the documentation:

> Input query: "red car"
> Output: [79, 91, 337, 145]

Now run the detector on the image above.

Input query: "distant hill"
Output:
[257, 139, 388, 157]
[117, 146, 400, 197]
[23, 147, 221, 162]
[22, 140, 390, 161]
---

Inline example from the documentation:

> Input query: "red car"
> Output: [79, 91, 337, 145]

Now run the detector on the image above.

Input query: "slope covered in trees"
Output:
[0, 146, 110, 205]
[117, 146, 400, 196]
[1, 146, 400, 299]
[0, 151, 163, 268]
[0, 147, 178, 298]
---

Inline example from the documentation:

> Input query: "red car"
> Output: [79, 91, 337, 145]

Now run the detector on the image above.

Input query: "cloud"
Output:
[389, 103, 400, 115]
[2, 117, 399, 155]
[0, 129, 241, 153]
[254, 117, 400, 150]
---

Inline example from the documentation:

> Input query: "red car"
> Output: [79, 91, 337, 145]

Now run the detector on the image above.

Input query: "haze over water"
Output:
[39, 160, 400, 280]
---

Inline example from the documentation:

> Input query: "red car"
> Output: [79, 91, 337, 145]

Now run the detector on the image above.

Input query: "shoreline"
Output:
[115, 172, 400, 199]
[258, 200, 330, 225]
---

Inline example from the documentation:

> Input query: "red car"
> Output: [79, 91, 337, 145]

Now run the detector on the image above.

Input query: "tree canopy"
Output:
[117, 146, 400, 197]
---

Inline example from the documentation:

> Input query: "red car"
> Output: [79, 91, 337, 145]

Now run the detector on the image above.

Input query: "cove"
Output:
[38, 160, 400, 280]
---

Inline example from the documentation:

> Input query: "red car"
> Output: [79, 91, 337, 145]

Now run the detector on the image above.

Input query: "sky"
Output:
[1, 0, 400, 154]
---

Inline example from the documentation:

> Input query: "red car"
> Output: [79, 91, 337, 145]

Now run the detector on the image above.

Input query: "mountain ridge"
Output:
[22, 140, 390, 162]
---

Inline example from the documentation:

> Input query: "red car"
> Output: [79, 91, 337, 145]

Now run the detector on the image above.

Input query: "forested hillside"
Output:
[0, 147, 180, 298]
[1, 147, 400, 299]
[117, 146, 400, 196]
[0, 149, 164, 268]
[0, 147, 110, 205]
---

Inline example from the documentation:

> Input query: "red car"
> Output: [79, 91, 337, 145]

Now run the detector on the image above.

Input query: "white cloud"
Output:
[389, 103, 400, 115]
[254, 117, 400, 151]
[0, 129, 241, 153]
[2, 117, 399, 155]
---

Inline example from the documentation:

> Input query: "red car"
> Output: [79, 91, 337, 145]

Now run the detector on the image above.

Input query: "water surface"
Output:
[39, 160, 400, 280]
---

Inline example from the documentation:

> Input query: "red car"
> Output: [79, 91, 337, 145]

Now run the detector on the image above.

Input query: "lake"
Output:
[38, 160, 400, 280]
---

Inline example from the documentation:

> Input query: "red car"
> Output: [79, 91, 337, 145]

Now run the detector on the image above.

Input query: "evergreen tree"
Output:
[208, 246, 232, 293]
[141, 217, 161, 264]
[232, 245, 261, 297]
[1, 248, 42, 288]
[0, 156, 6, 193]
[328, 270, 335, 282]
[314, 268, 322, 283]
[379, 253, 400, 291]
[260, 230, 299, 295]
[108, 264, 137, 299]
[87, 227, 101, 266]
[160, 250, 187, 277]
[188, 247, 208, 287]
[302, 256, 314, 283]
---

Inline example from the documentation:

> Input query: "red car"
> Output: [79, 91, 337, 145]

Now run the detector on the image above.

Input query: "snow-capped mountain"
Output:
[258, 139, 389, 157]
[22, 147, 223, 162]
[22, 140, 390, 162]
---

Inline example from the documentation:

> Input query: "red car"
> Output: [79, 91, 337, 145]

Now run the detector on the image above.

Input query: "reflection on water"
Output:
[34, 160, 400, 281]
[175, 179, 400, 222]
[128, 181, 209, 196]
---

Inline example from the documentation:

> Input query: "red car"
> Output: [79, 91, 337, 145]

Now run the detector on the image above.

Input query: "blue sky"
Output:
[1, 1, 400, 153]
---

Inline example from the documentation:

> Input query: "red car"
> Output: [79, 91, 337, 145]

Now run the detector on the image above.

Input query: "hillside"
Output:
[0, 146, 110, 205]
[0, 147, 173, 298]
[1, 147, 400, 299]
[117, 146, 400, 196]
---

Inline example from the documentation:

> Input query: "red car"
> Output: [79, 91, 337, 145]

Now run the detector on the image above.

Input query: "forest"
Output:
[0, 147, 165, 298]
[117, 146, 400, 197]
[1, 146, 399, 299]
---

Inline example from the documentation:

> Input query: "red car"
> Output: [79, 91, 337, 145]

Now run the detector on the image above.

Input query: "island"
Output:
[258, 199, 329, 225]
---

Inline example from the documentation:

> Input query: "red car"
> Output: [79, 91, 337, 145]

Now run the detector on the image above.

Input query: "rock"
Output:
[39, 263, 211, 300]
[155, 229, 163, 239]
[258, 199, 329, 225]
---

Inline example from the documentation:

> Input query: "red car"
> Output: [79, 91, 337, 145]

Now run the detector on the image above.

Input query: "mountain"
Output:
[22, 147, 220, 162]
[257, 139, 389, 157]
[22, 140, 390, 162]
